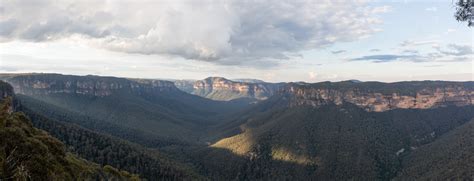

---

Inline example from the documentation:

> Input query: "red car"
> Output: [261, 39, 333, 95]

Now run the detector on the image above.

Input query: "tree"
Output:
[455, 0, 474, 26]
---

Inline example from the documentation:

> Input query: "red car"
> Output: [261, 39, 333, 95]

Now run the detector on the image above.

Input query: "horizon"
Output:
[0, 0, 473, 82]
[1, 72, 472, 84]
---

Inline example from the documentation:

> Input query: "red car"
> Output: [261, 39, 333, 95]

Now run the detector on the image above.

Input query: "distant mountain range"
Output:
[0, 73, 473, 180]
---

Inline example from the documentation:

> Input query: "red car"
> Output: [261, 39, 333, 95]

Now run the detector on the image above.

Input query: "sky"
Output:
[0, 0, 472, 82]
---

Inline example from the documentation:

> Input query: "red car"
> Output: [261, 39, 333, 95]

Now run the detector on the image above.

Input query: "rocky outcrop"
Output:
[0, 81, 14, 99]
[232, 79, 266, 83]
[2, 74, 179, 97]
[191, 77, 281, 101]
[5, 74, 472, 111]
[173, 80, 196, 93]
[0, 81, 15, 113]
[281, 81, 473, 111]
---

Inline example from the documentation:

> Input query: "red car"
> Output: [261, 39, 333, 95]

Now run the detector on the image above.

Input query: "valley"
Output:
[0, 73, 473, 180]
[2, 1, 472, 180]
[0, 81, 140, 180]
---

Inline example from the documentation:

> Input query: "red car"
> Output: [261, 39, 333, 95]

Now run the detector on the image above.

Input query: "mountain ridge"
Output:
[173, 76, 283, 101]
[279, 81, 473, 111]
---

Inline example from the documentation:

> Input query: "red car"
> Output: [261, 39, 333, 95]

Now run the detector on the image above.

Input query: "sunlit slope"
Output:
[210, 92, 474, 180]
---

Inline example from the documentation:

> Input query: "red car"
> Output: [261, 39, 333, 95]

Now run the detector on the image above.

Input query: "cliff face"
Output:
[4, 74, 472, 111]
[0, 81, 15, 113]
[281, 81, 473, 112]
[191, 77, 281, 101]
[0, 81, 14, 99]
[2, 74, 179, 97]
[173, 80, 196, 93]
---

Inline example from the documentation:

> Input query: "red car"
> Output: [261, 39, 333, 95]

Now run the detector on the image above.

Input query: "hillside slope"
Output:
[202, 81, 474, 180]
[209, 103, 474, 180]
[0, 106, 139, 180]
[1, 74, 251, 144]
[3, 74, 474, 180]
[0, 82, 139, 180]
[19, 105, 205, 180]
[396, 118, 474, 180]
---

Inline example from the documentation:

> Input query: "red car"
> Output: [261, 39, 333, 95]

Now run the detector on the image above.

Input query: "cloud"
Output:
[331, 50, 347, 54]
[423, 64, 443, 67]
[425, 7, 437, 12]
[370, 6, 392, 13]
[400, 40, 439, 47]
[350, 54, 418, 63]
[308, 71, 317, 79]
[263, 72, 277, 80]
[352, 43, 472, 63]
[0, 65, 19, 72]
[370, 49, 381, 52]
[0, 19, 17, 37]
[403, 49, 419, 54]
[446, 29, 457, 34]
[435, 44, 473, 56]
[0, 0, 387, 66]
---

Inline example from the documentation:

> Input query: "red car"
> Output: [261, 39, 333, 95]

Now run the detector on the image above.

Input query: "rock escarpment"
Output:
[0, 80, 14, 99]
[1, 74, 179, 97]
[0, 80, 16, 113]
[3, 74, 472, 111]
[173, 80, 196, 93]
[281, 81, 473, 111]
[190, 77, 281, 101]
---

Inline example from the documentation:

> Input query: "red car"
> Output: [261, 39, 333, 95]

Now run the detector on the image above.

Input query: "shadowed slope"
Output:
[396, 118, 474, 180]
[2, 74, 252, 144]
[0, 82, 140, 180]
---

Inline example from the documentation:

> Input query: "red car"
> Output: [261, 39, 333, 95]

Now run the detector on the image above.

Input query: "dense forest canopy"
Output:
[1, 73, 473, 180]
[0, 97, 140, 180]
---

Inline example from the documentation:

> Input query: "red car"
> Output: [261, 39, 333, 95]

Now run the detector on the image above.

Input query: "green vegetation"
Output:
[1, 74, 473, 180]
[396, 118, 474, 180]
[0, 97, 140, 180]
[5, 74, 251, 145]
[20, 105, 205, 180]
[454, 0, 474, 26]
[17, 94, 193, 148]
[200, 97, 474, 180]
[195, 89, 253, 101]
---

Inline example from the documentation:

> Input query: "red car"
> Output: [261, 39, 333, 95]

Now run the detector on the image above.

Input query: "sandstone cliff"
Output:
[281, 81, 473, 111]
[191, 77, 281, 101]
[0, 80, 14, 99]
[1, 74, 179, 97]
[173, 80, 196, 93]
[3, 74, 472, 111]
